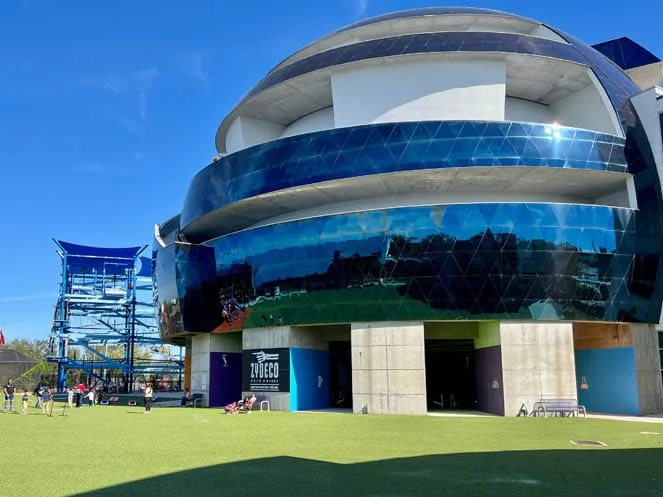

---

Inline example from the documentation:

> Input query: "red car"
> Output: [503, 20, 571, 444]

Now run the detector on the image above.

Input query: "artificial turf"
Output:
[3, 404, 662, 497]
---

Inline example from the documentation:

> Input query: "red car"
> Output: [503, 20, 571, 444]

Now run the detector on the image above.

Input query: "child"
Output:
[41, 388, 51, 415]
[22, 390, 29, 415]
[224, 402, 237, 415]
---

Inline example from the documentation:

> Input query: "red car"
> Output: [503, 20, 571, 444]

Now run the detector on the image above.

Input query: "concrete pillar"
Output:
[632, 324, 663, 415]
[500, 322, 576, 416]
[242, 326, 330, 411]
[351, 322, 426, 415]
[190, 333, 242, 407]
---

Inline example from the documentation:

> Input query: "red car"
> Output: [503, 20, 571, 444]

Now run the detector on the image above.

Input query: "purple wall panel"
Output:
[474, 346, 504, 416]
[209, 352, 242, 407]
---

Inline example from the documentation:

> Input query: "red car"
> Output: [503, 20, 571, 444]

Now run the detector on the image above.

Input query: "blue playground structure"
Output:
[47, 240, 184, 393]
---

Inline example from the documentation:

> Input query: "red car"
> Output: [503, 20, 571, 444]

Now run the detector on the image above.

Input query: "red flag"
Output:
[0, 328, 5, 345]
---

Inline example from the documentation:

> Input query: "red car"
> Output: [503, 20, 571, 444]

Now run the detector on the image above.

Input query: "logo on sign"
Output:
[250, 351, 280, 383]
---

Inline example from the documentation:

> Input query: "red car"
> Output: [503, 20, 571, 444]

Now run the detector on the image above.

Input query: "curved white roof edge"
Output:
[271, 13, 558, 73]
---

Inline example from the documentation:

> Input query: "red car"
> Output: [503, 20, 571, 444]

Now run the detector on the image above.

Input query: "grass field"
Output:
[3, 404, 663, 497]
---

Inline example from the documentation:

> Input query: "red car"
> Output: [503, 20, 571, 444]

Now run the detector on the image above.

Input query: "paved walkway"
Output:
[588, 413, 663, 424]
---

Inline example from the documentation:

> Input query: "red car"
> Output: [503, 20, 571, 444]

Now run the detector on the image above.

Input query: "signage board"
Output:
[242, 348, 290, 392]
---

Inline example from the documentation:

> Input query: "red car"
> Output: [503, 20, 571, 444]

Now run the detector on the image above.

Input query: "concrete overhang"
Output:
[215, 53, 592, 154]
[627, 62, 663, 90]
[181, 167, 629, 244]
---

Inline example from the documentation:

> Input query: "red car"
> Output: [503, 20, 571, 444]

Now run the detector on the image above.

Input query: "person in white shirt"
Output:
[143, 383, 153, 414]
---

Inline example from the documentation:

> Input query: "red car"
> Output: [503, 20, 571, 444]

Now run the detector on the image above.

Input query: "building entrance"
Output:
[425, 339, 476, 410]
[328, 340, 352, 408]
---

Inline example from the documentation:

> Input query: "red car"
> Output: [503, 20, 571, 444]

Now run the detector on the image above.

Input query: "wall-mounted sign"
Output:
[242, 348, 290, 393]
[580, 376, 590, 390]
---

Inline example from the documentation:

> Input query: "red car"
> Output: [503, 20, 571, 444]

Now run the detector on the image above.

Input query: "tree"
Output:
[5, 338, 58, 388]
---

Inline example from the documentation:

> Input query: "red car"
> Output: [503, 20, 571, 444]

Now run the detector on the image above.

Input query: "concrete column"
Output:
[190, 335, 211, 404]
[242, 326, 330, 411]
[190, 333, 242, 407]
[500, 322, 576, 416]
[242, 327, 292, 411]
[351, 322, 426, 415]
[632, 324, 663, 415]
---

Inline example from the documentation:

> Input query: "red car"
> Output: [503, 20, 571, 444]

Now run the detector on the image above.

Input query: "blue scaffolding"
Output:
[48, 240, 183, 392]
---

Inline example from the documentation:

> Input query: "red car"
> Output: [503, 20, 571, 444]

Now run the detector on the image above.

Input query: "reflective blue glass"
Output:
[591, 37, 660, 71]
[152, 243, 185, 342]
[181, 122, 626, 231]
[244, 32, 587, 102]
[156, 203, 643, 339]
[542, 27, 663, 321]
[153, 242, 223, 342]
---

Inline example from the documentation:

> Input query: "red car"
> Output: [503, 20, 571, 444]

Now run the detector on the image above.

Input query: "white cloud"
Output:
[139, 91, 148, 119]
[189, 52, 208, 82]
[357, 0, 368, 18]
[173, 52, 210, 87]
[70, 162, 134, 177]
[81, 66, 158, 95]
[81, 66, 158, 121]
[0, 293, 53, 305]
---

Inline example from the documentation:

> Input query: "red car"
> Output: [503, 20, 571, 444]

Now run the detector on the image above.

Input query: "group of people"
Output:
[224, 393, 257, 414]
[64, 384, 106, 408]
[3, 378, 54, 415]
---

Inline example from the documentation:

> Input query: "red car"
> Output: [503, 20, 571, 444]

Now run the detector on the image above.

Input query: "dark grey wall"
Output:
[475, 346, 504, 416]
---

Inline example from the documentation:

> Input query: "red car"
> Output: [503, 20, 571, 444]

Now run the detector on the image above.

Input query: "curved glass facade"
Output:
[181, 122, 626, 230]
[156, 10, 663, 344]
[154, 203, 648, 337]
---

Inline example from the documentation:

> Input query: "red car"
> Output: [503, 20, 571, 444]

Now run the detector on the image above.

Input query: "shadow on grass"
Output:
[72, 449, 662, 497]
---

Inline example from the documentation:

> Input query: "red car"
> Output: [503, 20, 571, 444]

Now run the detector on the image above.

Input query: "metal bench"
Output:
[189, 393, 205, 408]
[533, 398, 586, 418]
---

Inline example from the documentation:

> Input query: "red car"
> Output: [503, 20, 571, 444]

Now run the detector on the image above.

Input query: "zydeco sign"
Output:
[242, 348, 290, 393]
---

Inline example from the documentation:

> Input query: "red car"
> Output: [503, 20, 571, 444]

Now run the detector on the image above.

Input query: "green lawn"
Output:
[3, 405, 663, 497]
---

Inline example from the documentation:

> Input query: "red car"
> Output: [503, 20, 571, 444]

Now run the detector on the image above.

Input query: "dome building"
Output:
[153, 7, 663, 416]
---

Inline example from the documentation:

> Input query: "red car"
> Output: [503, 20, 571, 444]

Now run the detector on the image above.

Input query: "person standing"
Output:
[3, 378, 15, 412]
[143, 382, 153, 414]
[22, 390, 29, 415]
[67, 388, 74, 409]
[76, 383, 85, 408]
[41, 387, 52, 415]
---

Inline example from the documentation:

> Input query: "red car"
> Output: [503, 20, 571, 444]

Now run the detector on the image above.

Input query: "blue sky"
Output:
[0, 0, 660, 340]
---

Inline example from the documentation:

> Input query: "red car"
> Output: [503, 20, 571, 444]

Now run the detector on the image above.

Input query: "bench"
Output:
[188, 393, 205, 408]
[533, 398, 586, 418]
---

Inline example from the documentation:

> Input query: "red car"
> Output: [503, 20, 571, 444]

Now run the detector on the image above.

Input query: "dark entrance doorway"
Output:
[425, 339, 476, 410]
[329, 340, 352, 408]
